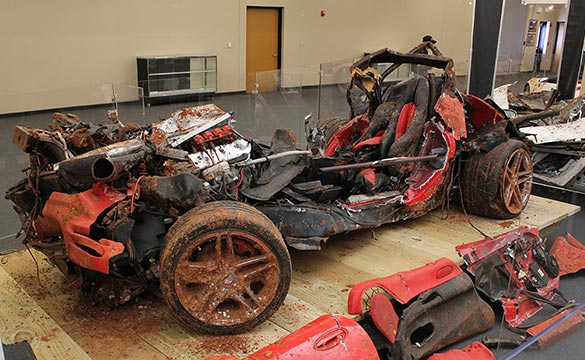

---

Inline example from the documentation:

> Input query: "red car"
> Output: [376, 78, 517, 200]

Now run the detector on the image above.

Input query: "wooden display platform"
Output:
[0, 196, 579, 359]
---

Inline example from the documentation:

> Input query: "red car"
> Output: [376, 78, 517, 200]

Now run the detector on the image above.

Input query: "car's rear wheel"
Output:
[461, 139, 533, 219]
[160, 201, 291, 334]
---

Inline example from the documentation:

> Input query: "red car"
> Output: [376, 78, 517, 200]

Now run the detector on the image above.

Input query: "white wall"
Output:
[0, 0, 473, 114]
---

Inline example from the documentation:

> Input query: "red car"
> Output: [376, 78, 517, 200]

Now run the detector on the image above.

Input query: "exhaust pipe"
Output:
[58, 139, 149, 188]
[91, 151, 146, 183]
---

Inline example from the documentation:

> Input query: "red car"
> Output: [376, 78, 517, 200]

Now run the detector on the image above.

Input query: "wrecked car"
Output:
[5, 41, 532, 335]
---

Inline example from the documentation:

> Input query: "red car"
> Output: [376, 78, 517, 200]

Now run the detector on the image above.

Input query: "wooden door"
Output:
[246, 7, 280, 92]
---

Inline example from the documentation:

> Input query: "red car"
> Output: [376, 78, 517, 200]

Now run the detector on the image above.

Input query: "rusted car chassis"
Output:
[5, 41, 532, 335]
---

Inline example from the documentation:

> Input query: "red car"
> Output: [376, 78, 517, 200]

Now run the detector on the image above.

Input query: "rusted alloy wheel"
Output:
[160, 201, 291, 335]
[461, 139, 533, 219]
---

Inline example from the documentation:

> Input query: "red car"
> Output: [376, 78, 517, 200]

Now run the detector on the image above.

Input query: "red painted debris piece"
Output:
[34, 183, 126, 274]
[348, 257, 462, 314]
[434, 93, 467, 140]
[550, 233, 585, 276]
[456, 226, 562, 327]
[206, 314, 379, 360]
[428, 342, 495, 360]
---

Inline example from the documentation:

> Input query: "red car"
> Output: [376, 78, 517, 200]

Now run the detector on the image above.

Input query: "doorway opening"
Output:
[534, 21, 550, 72]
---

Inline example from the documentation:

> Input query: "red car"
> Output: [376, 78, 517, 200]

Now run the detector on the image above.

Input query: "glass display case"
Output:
[137, 55, 217, 104]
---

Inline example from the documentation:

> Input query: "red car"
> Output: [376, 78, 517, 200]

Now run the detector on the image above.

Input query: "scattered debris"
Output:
[208, 227, 585, 359]
[457, 226, 566, 327]
[208, 258, 495, 360]
[494, 82, 585, 192]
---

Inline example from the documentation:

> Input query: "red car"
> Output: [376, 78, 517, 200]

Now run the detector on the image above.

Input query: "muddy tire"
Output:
[461, 139, 533, 219]
[160, 201, 291, 334]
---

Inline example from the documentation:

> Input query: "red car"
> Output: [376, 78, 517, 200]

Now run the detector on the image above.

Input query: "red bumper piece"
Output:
[34, 183, 126, 274]
[206, 314, 379, 360]
[428, 342, 495, 360]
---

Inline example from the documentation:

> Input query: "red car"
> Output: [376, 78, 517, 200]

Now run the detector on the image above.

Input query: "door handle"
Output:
[272, 54, 277, 57]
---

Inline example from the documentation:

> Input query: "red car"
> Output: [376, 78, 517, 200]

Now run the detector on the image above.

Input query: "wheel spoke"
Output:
[175, 261, 216, 284]
[517, 170, 532, 178]
[511, 186, 523, 208]
[244, 287, 262, 308]
[504, 186, 514, 206]
[511, 153, 522, 173]
[243, 263, 274, 279]
[215, 232, 223, 260]
[177, 285, 215, 320]
[226, 231, 235, 263]
[516, 175, 532, 185]
[233, 292, 259, 312]
[234, 255, 268, 269]
[503, 169, 514, 187]
[198, 291, 231, 321]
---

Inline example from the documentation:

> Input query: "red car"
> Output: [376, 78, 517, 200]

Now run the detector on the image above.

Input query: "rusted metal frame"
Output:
[513, 94, 585, 127]
[351, 47, 456, 91]
[352, 44, 450, 72]
[318, 153, 441, 173]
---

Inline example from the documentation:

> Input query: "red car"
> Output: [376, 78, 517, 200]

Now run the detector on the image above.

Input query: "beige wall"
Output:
[0, 0, 472, 114]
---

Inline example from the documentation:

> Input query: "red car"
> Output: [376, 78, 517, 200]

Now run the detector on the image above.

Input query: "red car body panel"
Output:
[467, 94, 504, 129]
[206, 314, 379, 360]
[550, 233, 585, 276]
[434, 93, 467, 140]
[347, 257, 463, 314]
[428, 342, 495, 360]
[34, 183, 126, 274]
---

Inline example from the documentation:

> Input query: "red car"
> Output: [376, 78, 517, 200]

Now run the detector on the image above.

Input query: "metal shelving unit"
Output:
[137, 55, 217, 104]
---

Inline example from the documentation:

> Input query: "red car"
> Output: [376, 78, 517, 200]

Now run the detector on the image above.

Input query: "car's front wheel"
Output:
[159, 201, 291, 334]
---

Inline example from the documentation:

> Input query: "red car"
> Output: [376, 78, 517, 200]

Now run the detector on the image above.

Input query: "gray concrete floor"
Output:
[0, 72, 583, 359]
